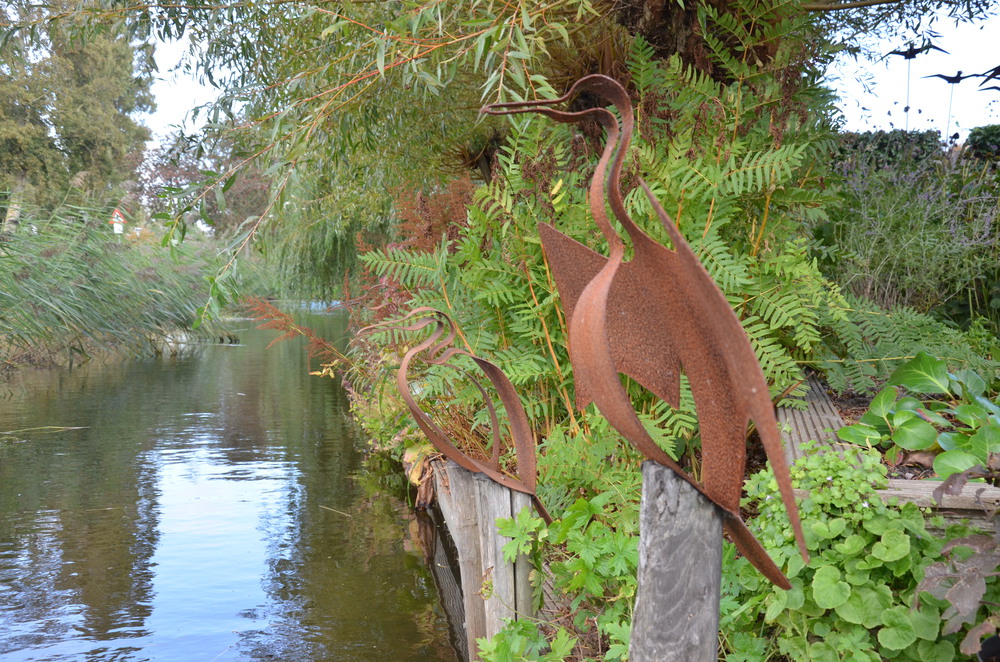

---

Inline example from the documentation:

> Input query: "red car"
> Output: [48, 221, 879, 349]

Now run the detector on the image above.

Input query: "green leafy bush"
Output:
[837, 352, 1000, 478]
[722, 441, 985, 661]
[815, 132, 1000, 314]
[966, 124, 1000, 161]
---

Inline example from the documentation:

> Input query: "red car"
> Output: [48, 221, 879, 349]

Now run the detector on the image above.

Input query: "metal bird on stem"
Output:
[923, 71, 980, 140]
[482, 75, 808, 588]
[887, 42, 947, 130]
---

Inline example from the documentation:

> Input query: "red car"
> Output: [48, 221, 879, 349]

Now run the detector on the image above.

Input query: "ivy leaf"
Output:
[764, 587, 788, 622]
[916, 639, 955, 662]
[887, 352, 951, 395]
[811, 518, 847, 540]
[872, 528, 910, 562]
[890, 417, 937, 450]
[933, 449, 981, 478]
[808, 641, 840, 662]
[812, 565, 851, 609]
[834, 533, 868, 558]
[909, 603, 941, 641]
[878, 606, 916, 650]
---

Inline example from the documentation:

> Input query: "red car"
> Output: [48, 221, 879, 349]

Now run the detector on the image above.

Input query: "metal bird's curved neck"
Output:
[481, 75, 638, 254]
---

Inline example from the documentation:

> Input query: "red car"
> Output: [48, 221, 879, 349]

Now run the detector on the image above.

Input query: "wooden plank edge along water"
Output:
[433, 460, 536, 661]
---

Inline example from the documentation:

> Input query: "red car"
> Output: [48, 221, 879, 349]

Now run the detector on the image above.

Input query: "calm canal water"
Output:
[0, 307, 459, 661]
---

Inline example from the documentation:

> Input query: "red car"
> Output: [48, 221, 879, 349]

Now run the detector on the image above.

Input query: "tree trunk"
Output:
[2, 180, 25, 232]
[613, 0, 728, 72]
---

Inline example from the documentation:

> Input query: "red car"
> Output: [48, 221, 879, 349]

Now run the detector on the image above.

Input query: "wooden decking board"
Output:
[776, 375, 844, 464]
[775, 375, 999, 533]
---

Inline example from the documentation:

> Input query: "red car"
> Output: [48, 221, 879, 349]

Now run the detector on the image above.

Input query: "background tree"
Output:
[6, 0, 997, 294]
[0, 1, 153, 224]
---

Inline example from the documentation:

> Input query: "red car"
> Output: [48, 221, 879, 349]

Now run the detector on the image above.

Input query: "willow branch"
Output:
[801, 0, 902, 10]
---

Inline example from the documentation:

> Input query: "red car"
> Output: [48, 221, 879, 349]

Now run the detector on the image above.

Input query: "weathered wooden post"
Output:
[435, 461, 488, 659]
[631, 463, 724, 660]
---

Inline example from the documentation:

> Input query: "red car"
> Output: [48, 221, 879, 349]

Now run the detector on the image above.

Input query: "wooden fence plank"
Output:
[511, 490, 535, 620]
[436, 461, 488, 660]
[429, 513, 470, 662]
[630, 462, 723, 661]
[475, 472, 516, 637]
[775, 374, 843, 465]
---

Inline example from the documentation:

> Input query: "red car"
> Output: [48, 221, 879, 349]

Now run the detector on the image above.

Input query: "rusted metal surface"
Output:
[361, 307, 550, 523]
[483, 75, 807, 588]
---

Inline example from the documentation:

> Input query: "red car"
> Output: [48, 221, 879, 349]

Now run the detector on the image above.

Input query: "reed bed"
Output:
[1, 203, 230, 372]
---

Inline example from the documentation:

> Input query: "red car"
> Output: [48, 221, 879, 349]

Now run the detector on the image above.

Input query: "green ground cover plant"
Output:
[837, 352, 1000, 479]
[720, 441, 995, 661]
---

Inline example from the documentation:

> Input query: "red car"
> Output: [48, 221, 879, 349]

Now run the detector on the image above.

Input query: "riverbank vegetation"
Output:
[5, 0, 1000, 658]
[0, 201, 256, 375]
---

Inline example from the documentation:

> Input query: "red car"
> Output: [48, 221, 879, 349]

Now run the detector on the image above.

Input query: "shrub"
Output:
[816, 133, 1000, 314]
[966, 124, 1000, 162]
[721, 441, 997, 661]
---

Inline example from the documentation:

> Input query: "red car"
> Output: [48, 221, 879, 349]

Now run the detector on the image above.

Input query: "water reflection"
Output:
[0, 307, 457, 661]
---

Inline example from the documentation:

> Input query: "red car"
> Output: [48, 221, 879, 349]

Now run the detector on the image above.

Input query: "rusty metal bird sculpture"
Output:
[483, 75, 808, 588]
[361, 307, 551, 523]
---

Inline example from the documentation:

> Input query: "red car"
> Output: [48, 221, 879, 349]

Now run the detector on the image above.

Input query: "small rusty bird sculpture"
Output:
[483, 75, 808, 588]
[361, 307, 551, 523]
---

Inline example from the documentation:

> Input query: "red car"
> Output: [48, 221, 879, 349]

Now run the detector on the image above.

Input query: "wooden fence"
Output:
[432, 459, 535, 660]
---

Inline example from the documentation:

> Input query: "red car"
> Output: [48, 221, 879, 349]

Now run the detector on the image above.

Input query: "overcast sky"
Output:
[142, 14, 1000, 146]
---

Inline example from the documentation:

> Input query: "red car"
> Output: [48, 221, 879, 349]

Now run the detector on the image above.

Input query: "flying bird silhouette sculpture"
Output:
[978, 65, 1000, 86]
[483, 75, 808, 588]
[923, 70, 977, 84]
[923, 71, 981, 138]
[888, 42, 947, 60]
[362, 307, 551, 523]
[888, 42, 947, 129]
